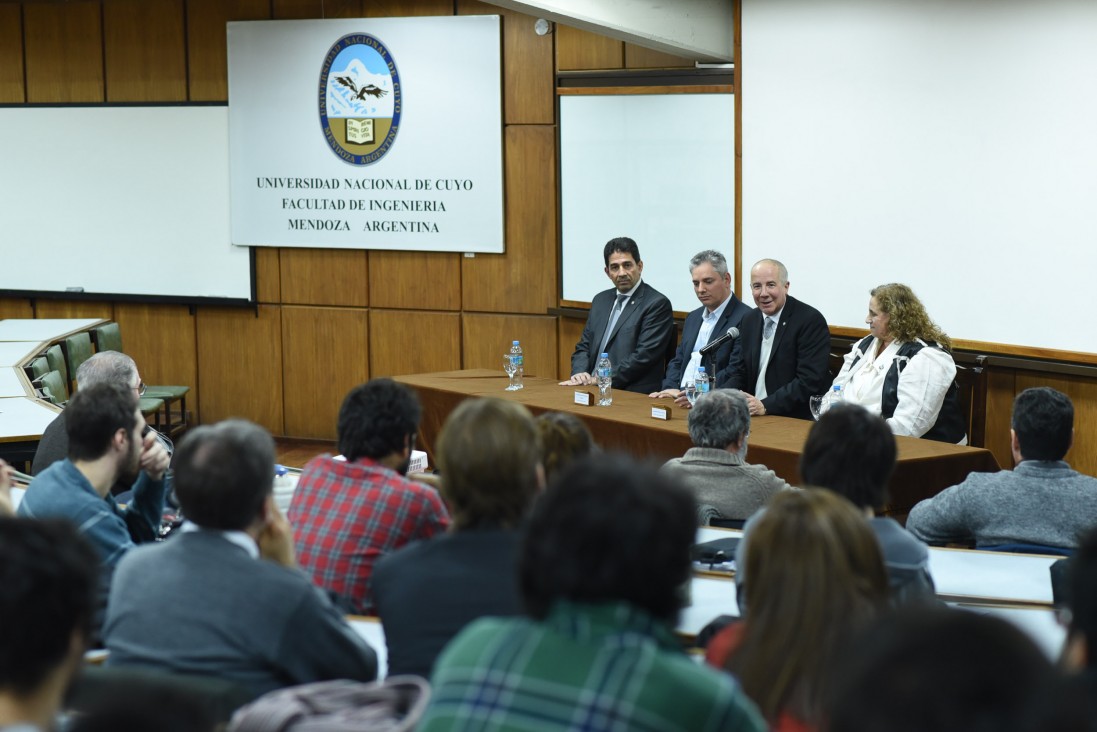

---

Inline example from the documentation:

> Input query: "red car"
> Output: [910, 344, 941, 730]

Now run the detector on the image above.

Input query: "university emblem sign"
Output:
[319, 33, 402, 166]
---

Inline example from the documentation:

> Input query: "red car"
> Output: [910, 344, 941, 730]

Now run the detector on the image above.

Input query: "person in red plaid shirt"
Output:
[288, 379, 450, 614]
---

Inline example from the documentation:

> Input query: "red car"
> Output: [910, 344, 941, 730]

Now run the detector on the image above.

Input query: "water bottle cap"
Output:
[512, 340, 519, 345]
[600, 352, 609, 358]
[697, 366, 706, 372]
[832, 385, 842, 391]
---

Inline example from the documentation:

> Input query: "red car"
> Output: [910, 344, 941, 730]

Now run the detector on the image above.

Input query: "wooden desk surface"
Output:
[395, 369, 1000, 514]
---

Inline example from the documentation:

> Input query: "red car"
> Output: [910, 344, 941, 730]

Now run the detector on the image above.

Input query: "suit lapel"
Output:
[770, 296, 795, 355]
[606, 283, 645, 346]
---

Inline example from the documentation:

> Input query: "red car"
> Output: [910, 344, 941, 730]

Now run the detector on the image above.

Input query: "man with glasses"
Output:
[32, 351, 173, 497]
[18, 382, 170, 639]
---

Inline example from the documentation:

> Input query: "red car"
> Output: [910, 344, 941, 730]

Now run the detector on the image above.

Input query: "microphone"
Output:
[699, 326, 739, 357]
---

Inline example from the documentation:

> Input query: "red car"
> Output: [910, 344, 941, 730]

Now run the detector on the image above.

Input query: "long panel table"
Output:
[395, 370, 1000, 514]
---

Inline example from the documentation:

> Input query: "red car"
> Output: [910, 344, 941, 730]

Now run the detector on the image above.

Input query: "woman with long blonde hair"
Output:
[831, 283, 966, 443]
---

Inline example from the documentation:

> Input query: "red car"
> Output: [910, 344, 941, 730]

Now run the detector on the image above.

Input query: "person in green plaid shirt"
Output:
[419, 455, 765, 732]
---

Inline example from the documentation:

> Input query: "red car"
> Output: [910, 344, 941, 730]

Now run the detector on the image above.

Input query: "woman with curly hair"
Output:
[831, 283, 966, 443]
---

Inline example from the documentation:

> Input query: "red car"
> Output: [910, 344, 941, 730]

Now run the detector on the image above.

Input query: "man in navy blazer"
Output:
[650, 250, 751, 405]
[561, 238, 676, 395]
[725, 259, 831, 420]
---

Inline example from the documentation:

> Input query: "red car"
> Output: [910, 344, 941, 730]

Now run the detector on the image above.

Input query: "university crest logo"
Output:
[319, 33, 402, 166]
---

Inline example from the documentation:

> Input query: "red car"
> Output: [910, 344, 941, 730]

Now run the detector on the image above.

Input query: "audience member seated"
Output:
[288, 379, 449, 614]
[534, 411, 595, 481]
[0, 518, 98, 732]
[373, 398, 542, 678]
[907, 387, 1097, 549]
[420, 455, 766, 732]
[800, 404, 936, 604]
[103, 420, 377, 699]
[831, 283, 966, 443]
[826, 607, 1060, 732]
[660, 388, 789, 524]
[32, 351, 175, 492]
[18, 382, 169, 635]
[708, 489, 889, 732]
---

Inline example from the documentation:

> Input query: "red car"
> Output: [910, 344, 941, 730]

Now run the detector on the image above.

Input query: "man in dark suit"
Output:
[561, 237, 676, 395]
[650, 249, 752, 405]
[725, 258, 830, 419]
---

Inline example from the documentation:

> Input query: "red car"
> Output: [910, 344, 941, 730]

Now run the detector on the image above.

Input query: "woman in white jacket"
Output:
[832, 283, 966, 443]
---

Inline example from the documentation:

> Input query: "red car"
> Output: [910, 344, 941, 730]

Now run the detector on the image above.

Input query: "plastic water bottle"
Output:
[596, 352, 613, 406]
[507, 340, 524, 391]
[695, 366, 710, 401]
[828, 383, 844, 408]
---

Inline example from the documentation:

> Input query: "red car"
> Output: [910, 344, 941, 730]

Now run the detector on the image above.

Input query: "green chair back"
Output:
[93, 322, 124, 353]
[63, 332, 94, 389]
[36, 370, 68, 405]
[25, 356, 49, 381]
[44, 344, 68, 390]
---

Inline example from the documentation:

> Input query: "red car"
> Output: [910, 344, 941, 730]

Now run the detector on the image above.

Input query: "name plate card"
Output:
[651, 405, 671, 421]
[573, 391, 594, 406]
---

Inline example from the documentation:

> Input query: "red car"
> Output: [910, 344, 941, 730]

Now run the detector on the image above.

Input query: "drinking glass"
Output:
[809, 394, 828, 421]
[685, 380, 699, 406]
[503, 355, 519, 391]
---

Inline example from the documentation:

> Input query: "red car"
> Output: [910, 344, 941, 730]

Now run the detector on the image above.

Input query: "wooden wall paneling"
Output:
[187, 0, 271, 102]
[326, 0, 365, 17]
[557, 316, 584, 381]
[35, 300, 114, 320]
[103, 0, 187, 102]
[272, 0, 324, 19]
[462, 125, 556, 314]
[1016, 371, 1097, 477]
[281, 305, 369, 438]
[254, 248, 281, 303]
[369, 309, 460, 377]
[362, 0, 454, 16]
[279, 249, 369, 307]
[114, 303, 199, 419]
[23, 2, 104, 103]
[462, 312, 557, 380]
[0, 5, 24, 103]
[624, 43, 694, 69]
[459, 0, 554, 125]
[0, 299, 33, 319]
[984, 368, 1017, 470]
[368, 252, 461, 310]
[196, 305, 284, 433]
[556, 24, 623, 71]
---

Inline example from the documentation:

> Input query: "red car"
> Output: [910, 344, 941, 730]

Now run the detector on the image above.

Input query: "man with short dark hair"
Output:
[651, 249, 752, 403]
[800, 404, 935, 603]
[419, 455, 765, 732]
[724, 258, 830, 419]
[19, 382, 169, 632]
[0, 519, 98, 731]
[907, 387, 1097, 549]
[561, 237, 676, 394]
[660, 389, 788, 524]
[103, 420, 377, 699]
[373, 397, 543, 678]
[288, 378, 449, 614]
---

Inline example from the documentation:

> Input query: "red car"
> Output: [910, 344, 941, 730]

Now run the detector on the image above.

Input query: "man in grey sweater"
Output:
[660, 388, 789, 524]
[907, 387, 1097, 550]
[103, 420, 377, 699]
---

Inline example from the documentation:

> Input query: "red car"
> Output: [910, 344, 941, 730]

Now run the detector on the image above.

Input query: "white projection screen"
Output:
[0, 105, 253, 303]
[741, 0, 1097, 356]
[560, 92, 736, 314]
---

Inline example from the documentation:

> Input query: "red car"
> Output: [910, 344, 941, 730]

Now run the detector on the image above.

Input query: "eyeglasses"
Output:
[135, 381, 147, 397]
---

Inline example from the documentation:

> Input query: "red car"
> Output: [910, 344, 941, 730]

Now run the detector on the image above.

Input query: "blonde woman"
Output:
[832, 283, 966, 443]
